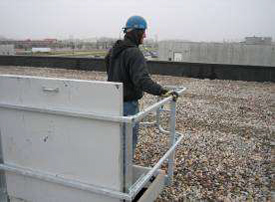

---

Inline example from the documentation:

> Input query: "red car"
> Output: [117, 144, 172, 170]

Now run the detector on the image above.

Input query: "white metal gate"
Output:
[0, 75, 186, 202]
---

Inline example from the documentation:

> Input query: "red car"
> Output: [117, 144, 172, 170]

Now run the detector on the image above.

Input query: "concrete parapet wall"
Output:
[0, 56, 274, 82]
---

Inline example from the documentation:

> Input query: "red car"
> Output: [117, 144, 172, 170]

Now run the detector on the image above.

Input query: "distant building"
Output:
[245, 36, 272, 45]
[96, 38, 116, 50]
[158, 39, 275, 66]
[0, 44, 15, 55]
[0, 39, 59, 49]
[44, 38, 58, 43]
[31, 47, 51, 53]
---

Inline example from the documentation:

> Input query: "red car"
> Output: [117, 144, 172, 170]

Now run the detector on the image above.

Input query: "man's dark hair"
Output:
[124, 29, 145, 46]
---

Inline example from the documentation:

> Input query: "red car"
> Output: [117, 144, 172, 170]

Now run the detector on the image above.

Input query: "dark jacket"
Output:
[105, 36, 164, 102]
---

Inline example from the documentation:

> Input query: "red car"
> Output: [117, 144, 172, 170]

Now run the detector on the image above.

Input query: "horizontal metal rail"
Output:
[0, 163, 131, 201]
[0, 87, 186, 125]
[130, 87, 186, 123]
[0, 102, 130, 123]
[0, 132, 184, 201]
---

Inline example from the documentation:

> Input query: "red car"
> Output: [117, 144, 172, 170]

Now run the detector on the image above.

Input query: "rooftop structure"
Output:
[245, 36, 272, 45]
[0, 45, 15, 55]
[158, 39, 275, 66]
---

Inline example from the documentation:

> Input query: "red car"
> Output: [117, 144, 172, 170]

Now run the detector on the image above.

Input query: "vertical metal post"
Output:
[167, 100, 176, 185]
[0, 130, 8, 202]
[156, 106, 161, 128]
[155, 97, 160, 128]
[123, 122, 133, 194]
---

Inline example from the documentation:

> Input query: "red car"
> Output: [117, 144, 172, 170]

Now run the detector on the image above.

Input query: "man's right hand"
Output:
[161, 89, 179, 101]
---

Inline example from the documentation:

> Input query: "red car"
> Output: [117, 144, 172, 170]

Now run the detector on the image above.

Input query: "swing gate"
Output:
[0, 75, 186, 202]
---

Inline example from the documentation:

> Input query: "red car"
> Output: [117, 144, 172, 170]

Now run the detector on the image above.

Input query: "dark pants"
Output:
[123, 100, 139, 153]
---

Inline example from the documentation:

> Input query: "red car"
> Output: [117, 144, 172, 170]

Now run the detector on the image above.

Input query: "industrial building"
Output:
[0, 39, 58, 49]
[158, 38, 275, 66]
[244, 36, 272, 45]
[0, 45, 15, 55]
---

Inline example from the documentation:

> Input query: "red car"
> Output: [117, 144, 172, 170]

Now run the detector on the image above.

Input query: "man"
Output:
[105, 15, 178, 152]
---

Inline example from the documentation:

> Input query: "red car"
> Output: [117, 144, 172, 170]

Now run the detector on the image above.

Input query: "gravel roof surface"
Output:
[0, 66, 274, 201]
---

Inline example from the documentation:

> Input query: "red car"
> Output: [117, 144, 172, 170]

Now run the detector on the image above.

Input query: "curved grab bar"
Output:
[126, 86, 187, 199]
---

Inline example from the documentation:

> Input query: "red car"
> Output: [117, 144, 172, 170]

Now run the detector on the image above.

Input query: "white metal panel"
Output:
[7, 173, 120, 202]
[1, 110, 121, 188]
[0, 75, 122, 116]
[137, 171, 165, 202]
[0, 75, 123, 202]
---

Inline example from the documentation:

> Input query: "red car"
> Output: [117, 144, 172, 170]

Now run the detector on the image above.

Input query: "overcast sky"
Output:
[0, 0, 274, 42]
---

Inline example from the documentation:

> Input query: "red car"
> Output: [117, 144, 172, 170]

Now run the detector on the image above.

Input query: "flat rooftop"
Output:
[0, 65, 274, 201]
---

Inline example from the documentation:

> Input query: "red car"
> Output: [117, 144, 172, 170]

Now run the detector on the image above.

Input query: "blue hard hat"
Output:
[124, 16, 147, 31]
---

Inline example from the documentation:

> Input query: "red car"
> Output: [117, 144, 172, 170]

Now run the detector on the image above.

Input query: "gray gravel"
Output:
[0, 66, 274, 201]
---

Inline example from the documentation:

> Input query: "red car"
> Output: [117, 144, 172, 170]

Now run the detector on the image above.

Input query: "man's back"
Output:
[106, 38, 164, 101]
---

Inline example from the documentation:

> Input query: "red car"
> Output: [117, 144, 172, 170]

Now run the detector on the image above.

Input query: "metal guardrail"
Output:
[0, 86, 186, 201]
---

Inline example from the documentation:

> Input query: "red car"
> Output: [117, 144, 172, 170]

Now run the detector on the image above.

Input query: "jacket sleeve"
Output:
[105, 51, 111, 73]
[127, 48, 165, 96]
